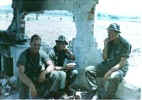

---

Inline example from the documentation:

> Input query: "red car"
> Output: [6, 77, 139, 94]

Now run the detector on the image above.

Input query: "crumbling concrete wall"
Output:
[47, 0, 101, 66]
[0, 0, 141, 99]
[46, 0, 102, 89]
[9, 0, 101, 89]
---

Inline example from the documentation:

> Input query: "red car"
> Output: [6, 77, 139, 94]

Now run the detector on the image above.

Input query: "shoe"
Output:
[60, 93, 69, 99]
[66, 88, 74, 96]
[42, 91, 55, 99]
[54, 89, 66, 99]
[84, 89, 97, 99]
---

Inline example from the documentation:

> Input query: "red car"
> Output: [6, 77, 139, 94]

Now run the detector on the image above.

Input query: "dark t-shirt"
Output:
[48, 46, 74, 67]
[17, 48, 49, 82]
[96, 36, 131, 77]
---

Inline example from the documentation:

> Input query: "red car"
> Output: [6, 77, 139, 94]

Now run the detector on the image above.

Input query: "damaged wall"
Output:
[8, 0, 102, 89]
[0, 0, 141, 99]
[46, 0, 102, 88]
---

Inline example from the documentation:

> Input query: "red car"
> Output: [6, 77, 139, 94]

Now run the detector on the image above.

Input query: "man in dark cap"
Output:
[48, 35, 78, 96]
[85, 23, 131, 99]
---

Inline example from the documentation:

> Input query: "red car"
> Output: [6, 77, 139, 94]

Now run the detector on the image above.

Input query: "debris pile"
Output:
[0, 75, 17, 97]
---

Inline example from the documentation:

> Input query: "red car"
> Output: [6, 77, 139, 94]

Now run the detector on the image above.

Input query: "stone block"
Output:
[116, 80, 141, 100]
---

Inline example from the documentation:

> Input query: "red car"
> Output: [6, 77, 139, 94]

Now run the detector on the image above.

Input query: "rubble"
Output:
[0, 76, 18, 98]
[116, 80, 141, 100]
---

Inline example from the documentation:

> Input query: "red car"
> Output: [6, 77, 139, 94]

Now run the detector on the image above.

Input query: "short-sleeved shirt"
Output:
[107, 36, 131, 61]
[17, 48, 49, 82]
[48, 46, 73, 66]
[96, 36, 131, 77]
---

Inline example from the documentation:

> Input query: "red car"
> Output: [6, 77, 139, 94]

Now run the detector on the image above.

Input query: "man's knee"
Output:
[59, 71, 67, 79]
[85, 66, 96, 72]
[85, 66, 97, 77]
[72, 69, 78, 77]
[109, 71, 123, 81]
[50, 71, 60, 80]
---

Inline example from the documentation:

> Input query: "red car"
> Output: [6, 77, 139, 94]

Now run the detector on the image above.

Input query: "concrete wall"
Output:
[47, 0, 101, 66]
[7, 1, 141, 99]
[46, 0, 102, 88]
[9, 0, 101, 89]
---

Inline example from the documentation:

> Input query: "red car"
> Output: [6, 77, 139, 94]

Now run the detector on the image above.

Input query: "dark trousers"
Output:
[85, 63, 126, 99]
[64, 69, 78, 95]
[18, 70, 67, 99]
[18, 79, 48, 99]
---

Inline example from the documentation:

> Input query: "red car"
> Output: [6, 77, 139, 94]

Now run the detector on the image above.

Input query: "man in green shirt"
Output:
[48, 35, 78, 96]
[17, 34, 66, 99]
[85, 23, 131, 99]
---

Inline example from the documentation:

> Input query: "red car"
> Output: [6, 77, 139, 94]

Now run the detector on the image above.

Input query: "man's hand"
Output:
[104, 70, 113, 80]
[103, 38, 110, 60]
[19, 65, 38, 97]
[38, 71, 46, 82]
[65, 63, 76, 70]
[29, 84, 38, 97]
[55, 66, 63, 71]
[46, 60, 55, 73]
[104, 38, 110, 47]
[46, 66, 54, 73]
[64, 49, 75, 60]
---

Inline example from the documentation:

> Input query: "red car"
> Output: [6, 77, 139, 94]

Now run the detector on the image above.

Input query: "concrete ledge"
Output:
[116, 80, 141, 100]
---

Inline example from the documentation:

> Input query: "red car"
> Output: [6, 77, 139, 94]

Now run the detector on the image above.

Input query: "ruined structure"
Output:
[0, 0, 101, 88]
[0, 0, 140, 99]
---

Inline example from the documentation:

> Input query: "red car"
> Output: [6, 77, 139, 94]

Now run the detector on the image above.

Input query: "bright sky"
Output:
[0, 0, 12, 6]
[97, 0, 142, 16]
[0, 0, 141, 16]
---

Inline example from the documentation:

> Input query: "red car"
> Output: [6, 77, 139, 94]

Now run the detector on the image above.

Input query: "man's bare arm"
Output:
[19, 65, 38, 96]
[110, 57, 127, 72]
[103, 38, 109, 60]
[104, 57, 127, 80]
[18, 65, 35, 88]
[45, 60, 55, 73]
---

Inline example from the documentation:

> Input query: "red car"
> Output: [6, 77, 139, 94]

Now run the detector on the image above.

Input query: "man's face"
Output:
[56, 42, 66, 51]
[30, 39, 41, 54]
[107, 30, 119, 41]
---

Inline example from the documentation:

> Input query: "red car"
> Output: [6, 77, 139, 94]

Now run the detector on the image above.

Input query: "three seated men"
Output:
[18, 23, 131, 99]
